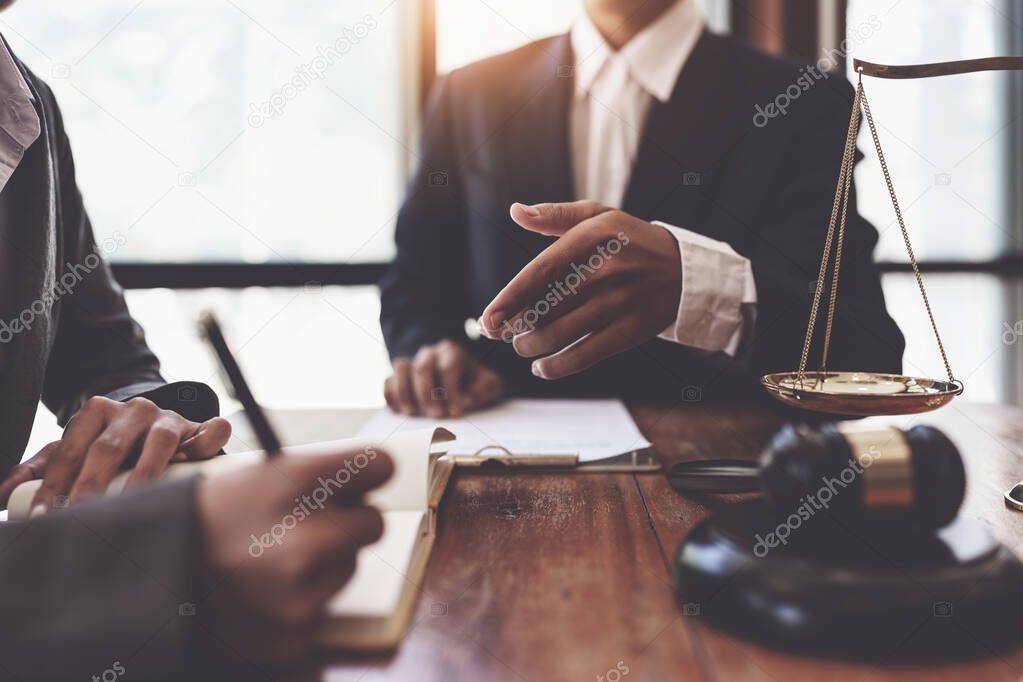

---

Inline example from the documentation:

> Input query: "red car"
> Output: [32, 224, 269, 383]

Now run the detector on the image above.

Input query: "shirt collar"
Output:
[0, 34, 41, 192]
[571, 0, 704, 103]
[0, 36, 39, 145]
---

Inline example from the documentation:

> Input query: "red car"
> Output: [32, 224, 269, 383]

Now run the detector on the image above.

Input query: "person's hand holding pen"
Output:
[196, 443, 392, 662]
[194, 311, 393, 662]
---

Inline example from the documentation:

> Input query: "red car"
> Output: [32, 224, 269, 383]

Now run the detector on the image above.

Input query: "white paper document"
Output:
[357, 399, 652, 462]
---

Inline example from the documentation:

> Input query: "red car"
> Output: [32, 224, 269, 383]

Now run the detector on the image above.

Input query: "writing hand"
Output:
[196, 444, 392, 662]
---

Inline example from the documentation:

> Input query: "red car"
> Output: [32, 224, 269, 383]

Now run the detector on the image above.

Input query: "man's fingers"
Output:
[295, 507, 384, 605]
[390, 359, 416, 415]
[0, 465, 36, 510]
[495, 284, 593, 341]
[179, 417, 232, 459]
[509, 200, 611, 237]
[30, 401, 110, 511]
[124, 417, 188, 489]
[411, 347, 441, 418]
[512, 298, 619, 358]
[480, 239, 588, 338]
[69, 402, 155, 502]
[434, 342, 466, 418]
[532, 321, 643, 380]
[318, 506, 386, 559]
[384, 360, 416, 415]
[0, 440, 58, 508]
[277, 446, 394, 503]
[384, 376, 399, 412]
[463, 369, 504, 412]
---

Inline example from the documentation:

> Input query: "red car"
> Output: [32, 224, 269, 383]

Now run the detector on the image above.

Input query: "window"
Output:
[846, 0, 1017, 402]
[25, 285, 392, 455]
[434, 0, 727, 74]
[4, 1, 409, 455]
[2, 0, 409, 263]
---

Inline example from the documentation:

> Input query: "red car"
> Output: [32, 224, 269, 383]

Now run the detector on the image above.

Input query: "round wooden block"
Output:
[673, 500, 1023, 659]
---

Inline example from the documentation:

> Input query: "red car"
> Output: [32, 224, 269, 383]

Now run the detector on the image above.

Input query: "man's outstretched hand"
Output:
[479, 201, 682, 380]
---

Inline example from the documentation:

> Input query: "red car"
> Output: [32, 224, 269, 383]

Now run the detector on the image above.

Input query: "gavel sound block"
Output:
[670, 423, 1023, 659]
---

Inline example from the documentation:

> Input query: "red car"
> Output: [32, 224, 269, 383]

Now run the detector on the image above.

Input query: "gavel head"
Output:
[759, 423, 965, 529]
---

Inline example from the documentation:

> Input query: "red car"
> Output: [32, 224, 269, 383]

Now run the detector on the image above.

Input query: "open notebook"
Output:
[7, 427, 456, 653]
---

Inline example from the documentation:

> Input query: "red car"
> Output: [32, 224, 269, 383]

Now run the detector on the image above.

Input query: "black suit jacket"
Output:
[0, 41, 222, 680]
[380, 31, 905, 402]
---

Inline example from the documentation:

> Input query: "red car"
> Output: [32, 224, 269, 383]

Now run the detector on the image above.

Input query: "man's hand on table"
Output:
[479, 201, 682, 380]
[196, 443, 391, 662]
[385, 339, 504, 418]
[0, 396, 232, 511]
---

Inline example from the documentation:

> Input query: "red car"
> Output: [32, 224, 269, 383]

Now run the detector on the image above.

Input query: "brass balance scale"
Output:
[761, 56, 1023, 416]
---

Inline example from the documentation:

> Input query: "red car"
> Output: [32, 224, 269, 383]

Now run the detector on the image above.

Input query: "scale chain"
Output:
[858, 81, 956, 384]
[797, 75, 957, 387]
[796, 82, 862, 383]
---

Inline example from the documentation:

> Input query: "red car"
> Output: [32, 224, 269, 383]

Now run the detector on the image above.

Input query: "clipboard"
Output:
[433, 439, 662, 473]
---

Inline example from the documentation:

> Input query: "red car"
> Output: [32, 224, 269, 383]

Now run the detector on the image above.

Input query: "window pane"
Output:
[846, 0, 1010, 261]
[129, 286, 391, 412]
[881, 273, 1007, 402]
[23, 286, 391, 458]
[2, 0, 407, 263]
[436, 0, 581, 74]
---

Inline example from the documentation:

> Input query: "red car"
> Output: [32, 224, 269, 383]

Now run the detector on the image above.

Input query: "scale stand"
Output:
[762, 56, 1023, 416]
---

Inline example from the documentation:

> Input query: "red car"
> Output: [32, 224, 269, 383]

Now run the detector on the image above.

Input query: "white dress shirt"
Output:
[569, 0, 756, 356]
[0, 37, 41, 373]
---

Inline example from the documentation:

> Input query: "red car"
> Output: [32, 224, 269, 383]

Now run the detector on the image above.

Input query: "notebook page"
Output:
[357, 399, 651, 462]
[327, 509, 422, 617]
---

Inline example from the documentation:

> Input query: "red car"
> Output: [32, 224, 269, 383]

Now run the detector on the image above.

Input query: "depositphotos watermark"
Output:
[1003, 320, 1023, 345]
[91, 661, 125, 682]
[752, 444, 881, 558]
[0, 232, 126, 343]
[248, 447, 380, 557]
[596, 660, 630, 682]
[752, 15, 882, 128]
[498, 232, 631, 341]
[247, 14, 379, 128]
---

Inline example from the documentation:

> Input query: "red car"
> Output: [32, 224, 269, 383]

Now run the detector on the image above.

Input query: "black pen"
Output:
[198, 310, 283, 457]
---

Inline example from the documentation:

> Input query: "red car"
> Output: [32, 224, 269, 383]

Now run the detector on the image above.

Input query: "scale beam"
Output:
[853, 56, 1023, 79]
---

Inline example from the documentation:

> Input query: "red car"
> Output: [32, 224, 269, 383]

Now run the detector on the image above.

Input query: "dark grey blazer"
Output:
[0, 40, 222, 680]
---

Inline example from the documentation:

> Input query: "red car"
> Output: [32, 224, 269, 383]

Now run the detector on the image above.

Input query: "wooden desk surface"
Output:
[263, 402, 1023, 681]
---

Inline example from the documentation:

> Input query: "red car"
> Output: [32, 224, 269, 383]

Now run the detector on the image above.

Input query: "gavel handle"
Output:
[667, 459, 761, 494]
[854, 56, 1023, 79]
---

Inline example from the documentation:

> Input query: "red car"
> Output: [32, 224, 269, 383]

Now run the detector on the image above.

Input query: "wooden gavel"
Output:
[668, 423, 966, 529]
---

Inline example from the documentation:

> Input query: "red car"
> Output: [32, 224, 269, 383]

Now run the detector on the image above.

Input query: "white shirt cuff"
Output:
[653, 221, 757, 357]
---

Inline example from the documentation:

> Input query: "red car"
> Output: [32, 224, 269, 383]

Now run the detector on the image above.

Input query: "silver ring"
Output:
[1005, 482, 1023, 512]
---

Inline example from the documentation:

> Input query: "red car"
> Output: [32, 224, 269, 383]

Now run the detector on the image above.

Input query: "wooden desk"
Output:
[245, 402, 1023, 681]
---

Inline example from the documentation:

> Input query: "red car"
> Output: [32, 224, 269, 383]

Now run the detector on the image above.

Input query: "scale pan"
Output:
[761, 371, 963, 416]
